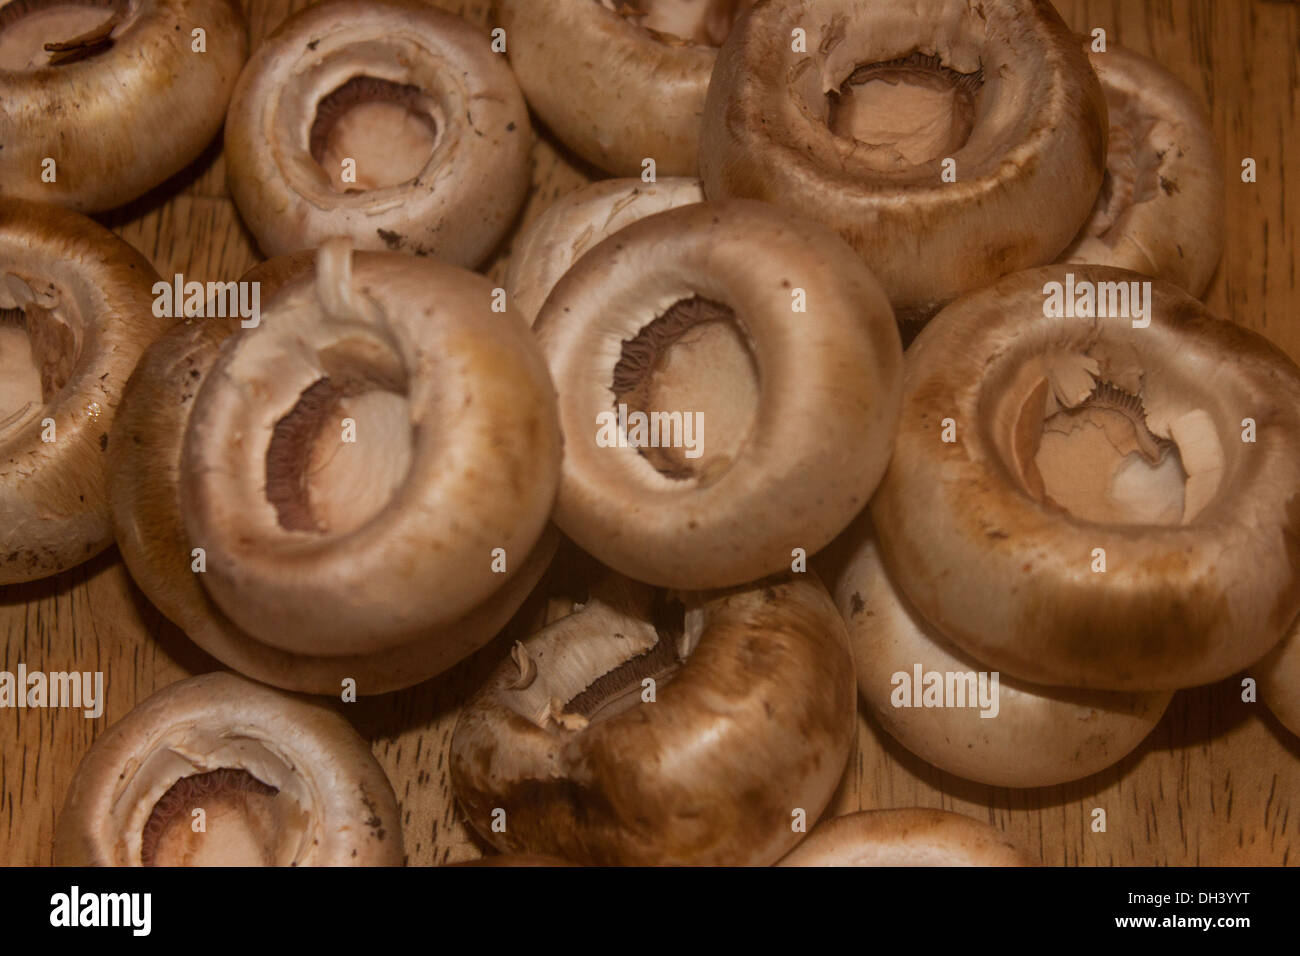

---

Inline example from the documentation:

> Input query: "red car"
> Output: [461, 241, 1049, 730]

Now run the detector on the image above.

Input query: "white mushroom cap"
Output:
[822, 514, 1172, 787]
[1059, 42, 1225, 296]
[55, 672, 403, 865]
[778, 809, 1034, 866]
[0, 0, 247, 212]
[871, 265, 1300, 690]
[505, 177, 705, 325]
[225, 0, 531, 265]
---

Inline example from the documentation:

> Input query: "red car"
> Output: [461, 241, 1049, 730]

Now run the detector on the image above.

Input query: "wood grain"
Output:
[2, 0, 1297, 866]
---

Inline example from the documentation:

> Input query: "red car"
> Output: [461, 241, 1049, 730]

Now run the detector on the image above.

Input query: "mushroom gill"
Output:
[308, 76, 439, 192]
[610, 295, 757, 482]
[140, 769, 286, 867]
[828, 51, 984, 168]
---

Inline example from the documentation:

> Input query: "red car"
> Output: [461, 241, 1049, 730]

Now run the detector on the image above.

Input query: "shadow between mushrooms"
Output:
[534, 199, 902, 589]
[450, 571, 857, 866]
[0, 199, 170, 585]
[107, 242, 561, 694]
[1058, 41, 1225, 296]
[777, 809, 1035, 866]
[225, 0, 531, 264]
[699, 0, 1108, 319]
[0, 0, 247, 212]
[55, 672, 402, 865]
[870, 264, 1300, 691]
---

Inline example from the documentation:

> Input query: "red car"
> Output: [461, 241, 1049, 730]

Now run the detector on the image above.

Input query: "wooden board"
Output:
[2, 0, 1297, 866]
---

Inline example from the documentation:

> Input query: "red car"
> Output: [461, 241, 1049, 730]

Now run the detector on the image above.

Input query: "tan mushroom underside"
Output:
[0, 0, 247, 212]
[226, 0, 530, 265]
[450, 573, 857, 865]
[871, 265, 1300, 691]
[108, 253, 557, 694]
[1060, 42, 1225, 296]
[821, 514, 1172, 788]
[536, 199, 901, 589]
[778, 809, 1034, 866]
[1, 199, 168, 585]
[505, 177, 705, 325]
[55, 672, 402, 866]
[699, 0, 1107, 314]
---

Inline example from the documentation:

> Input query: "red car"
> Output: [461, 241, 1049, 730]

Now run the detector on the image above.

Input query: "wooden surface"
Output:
[3, 0, 1298, 866]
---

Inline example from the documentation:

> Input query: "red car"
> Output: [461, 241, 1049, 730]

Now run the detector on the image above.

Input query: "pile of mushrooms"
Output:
[4, 0, 1297, 868]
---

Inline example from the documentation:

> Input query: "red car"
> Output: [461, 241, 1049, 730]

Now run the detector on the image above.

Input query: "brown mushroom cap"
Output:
[225, 0, 530, 264]
[55, 672, 402, 865]
[0, 199, 169, 585]
[699, 0, 1107, 316]
[494, 0, 753, 176]
[777, 809, 1034, 866]
[822, 514, 1172, 787]
[450, 572, 857, 865]
[505, 177, 705, 326]
[108, 249, 559, 694]
[871, 265, 1300, 691]
[1260, 622, 1300, 739]
[0, 0, 247, 212]
[535, 199, 902, 589]
[1059, 42, 1225, 296]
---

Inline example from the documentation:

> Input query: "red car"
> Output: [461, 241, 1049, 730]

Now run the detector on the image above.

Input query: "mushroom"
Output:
[505, 177, 705, 326]
[55, 672, 402, 865]
[870, 264, 1300, 691]
[0, 199, 170, 585]
[107, 243, 560, 694]
[0, 0, 247, 212]
[699, 0, 1108, 319]
[1260, 623, 1300, 739]
[1058, 42, 1225, 296]
[225, 0, 531, 264]
[535, 199, 902, 589]
[822, 513, 1172, 787]
[494, 0, 755, 176]
[777, 809, 1034, 866]
[450, 572, 857, 865]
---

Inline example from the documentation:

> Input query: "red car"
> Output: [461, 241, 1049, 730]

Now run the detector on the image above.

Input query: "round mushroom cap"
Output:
[871, 264, 1300, 691]
[778, 809, 1034, 866]
[495, 0, 754, 175]
[226, 0, 531, 265]
[55, 672, 403, 865]
[822, 513, 1172, 787]
[450, 572, 857, 865]
[1260, 622, 1300, 739]
[0, 199, 169, 585]
[536, 198, 902, 589]
[506, 177, 705, 325]
[0, 0, 247, 212]
[699, 0, 1107, 316]
[109, 248, 560, 693]
[1059, 41, 1225, 296]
